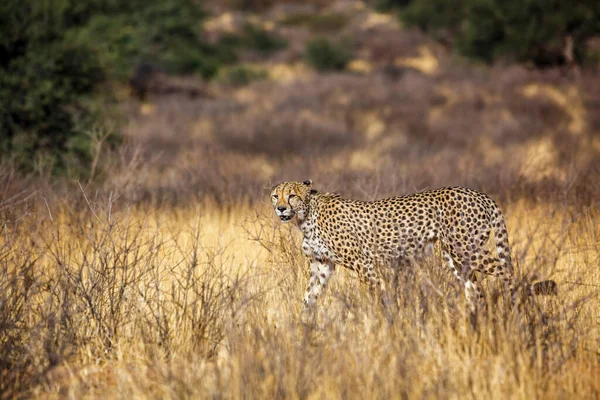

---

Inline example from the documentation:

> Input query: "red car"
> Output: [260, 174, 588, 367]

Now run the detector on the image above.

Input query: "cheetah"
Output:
[270, 180, 556, 311]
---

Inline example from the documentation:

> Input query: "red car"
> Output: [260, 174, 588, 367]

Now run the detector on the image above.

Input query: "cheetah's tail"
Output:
[491, 210, 513, 276]
[492, 208, 558, 297]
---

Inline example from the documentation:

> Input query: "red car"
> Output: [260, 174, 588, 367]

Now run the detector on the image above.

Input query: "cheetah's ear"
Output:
[303, 179, 313, 186]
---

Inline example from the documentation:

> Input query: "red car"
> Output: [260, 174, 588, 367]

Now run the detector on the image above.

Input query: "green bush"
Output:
[217, 65, 269, 86]
[400, 0, 464, 41]
[398, 0, 600, 66]
[374, 0, 412, 12]
[219, 23, 288, 56]
[1, 1, 103, 175]
[241, 24, 288, 54]
[226, 0, 276, 11]
[305, 38, 352, 71]
[64, 0, 239, 80]
[0, 0, 229, 176]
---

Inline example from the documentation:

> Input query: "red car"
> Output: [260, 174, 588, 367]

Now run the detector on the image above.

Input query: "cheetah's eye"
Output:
[272, 194, 278, 200]
[288, 194, 297, 199]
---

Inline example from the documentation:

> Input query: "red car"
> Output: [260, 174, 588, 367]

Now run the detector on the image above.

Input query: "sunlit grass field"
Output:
[2, 4, 600, 398]
[0, 193, 597, 399]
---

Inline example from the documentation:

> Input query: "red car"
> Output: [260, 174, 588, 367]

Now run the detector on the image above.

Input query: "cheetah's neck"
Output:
[296, 191, 339, 234]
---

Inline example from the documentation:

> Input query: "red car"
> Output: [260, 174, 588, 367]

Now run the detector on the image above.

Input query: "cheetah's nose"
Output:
[276, 206, 287, 212]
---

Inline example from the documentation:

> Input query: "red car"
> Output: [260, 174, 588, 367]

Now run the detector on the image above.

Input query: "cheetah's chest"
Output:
[300, 218, 335, 262]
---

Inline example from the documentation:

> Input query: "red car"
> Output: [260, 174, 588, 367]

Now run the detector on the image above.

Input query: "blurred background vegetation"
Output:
[379, 0, 600, 66]
[1, 0, 598, 179]
[0, 0, 284, 176]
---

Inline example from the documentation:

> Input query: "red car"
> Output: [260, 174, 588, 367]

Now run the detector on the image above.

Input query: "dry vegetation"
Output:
[2, 1, 600, 399]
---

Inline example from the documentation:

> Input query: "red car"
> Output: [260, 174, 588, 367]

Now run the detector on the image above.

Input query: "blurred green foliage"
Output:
[305, 38, 352, 71]
[226, 0, 276, 11]
[220, 23, 288, 56]
[374, 0, 412, 12]
[0, 0, 290, 176]
[0, 0, 224, 175]
[397, 0, 600, 66]
[217, 65, 269, 86]
[240, 23, 288, 54]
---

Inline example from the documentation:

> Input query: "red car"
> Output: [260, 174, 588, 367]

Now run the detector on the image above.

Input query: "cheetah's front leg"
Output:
[304, 259, 335, 307]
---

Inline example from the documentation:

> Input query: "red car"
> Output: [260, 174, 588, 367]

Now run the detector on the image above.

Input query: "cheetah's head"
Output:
[270, 180, 313, 223]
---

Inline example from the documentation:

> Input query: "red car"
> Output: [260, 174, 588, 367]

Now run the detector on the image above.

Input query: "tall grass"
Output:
[0, 184, 598, 398]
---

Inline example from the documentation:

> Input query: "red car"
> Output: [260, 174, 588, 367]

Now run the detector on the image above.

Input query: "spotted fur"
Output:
[271, 180, 521, 311]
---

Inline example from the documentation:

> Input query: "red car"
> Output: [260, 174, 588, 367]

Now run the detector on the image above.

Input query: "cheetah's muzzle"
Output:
[279, 214, 294, 222]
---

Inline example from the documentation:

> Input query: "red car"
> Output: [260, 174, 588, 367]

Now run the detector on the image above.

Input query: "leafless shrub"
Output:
[0, 189, 258, 397]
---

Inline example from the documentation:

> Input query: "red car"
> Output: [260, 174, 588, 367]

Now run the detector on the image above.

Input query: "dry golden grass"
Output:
[0, 192, 597, 399]
[2, 3, 600, 398]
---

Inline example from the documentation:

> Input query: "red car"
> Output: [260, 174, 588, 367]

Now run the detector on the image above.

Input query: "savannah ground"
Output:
[1, 1, 600, 399]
